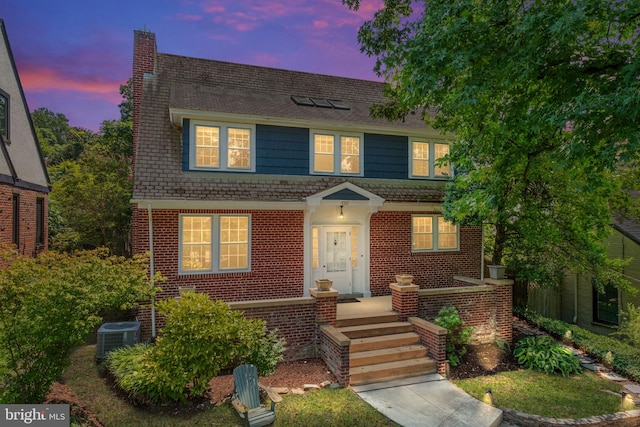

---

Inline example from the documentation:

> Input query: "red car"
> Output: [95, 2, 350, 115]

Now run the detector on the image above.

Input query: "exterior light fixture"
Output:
[339, 204, 344, 219]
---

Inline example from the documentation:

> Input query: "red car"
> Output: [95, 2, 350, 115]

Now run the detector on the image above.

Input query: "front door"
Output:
[317, 226, 352, 294]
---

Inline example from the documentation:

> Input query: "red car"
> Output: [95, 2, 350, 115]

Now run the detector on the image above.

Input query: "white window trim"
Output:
[409, 140, 452, 179]
[178, 214, 251, 274]
[411, 214, 459, 252]
[189, 120, 256, 172]
[309, 129, 364, 176]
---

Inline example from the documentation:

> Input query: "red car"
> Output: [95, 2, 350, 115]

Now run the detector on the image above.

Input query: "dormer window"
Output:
[0, 90, 8, 143]
[310, 130, 363, 176]
[410, 140, 450, 179]
[189, 121, 255, 172]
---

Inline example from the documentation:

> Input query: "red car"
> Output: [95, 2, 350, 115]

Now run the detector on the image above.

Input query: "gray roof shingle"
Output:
[133, 51, 444, 203]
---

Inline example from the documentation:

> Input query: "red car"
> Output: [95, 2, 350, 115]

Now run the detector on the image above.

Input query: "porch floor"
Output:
[337, 295, 393, 318]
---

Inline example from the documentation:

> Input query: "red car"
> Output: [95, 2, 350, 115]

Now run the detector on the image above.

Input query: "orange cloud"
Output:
[20, 68, 121, 103]
[313, 20, 329, 29]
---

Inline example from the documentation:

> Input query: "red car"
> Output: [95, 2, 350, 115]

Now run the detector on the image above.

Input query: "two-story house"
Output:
[0, 20, 50, 261]
[130, 31, 513, 376]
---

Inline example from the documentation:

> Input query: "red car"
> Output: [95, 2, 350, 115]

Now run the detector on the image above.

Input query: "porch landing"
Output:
[337, 295, 393, 319]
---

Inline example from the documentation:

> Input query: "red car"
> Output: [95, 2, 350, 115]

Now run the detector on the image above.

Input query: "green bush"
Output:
[435, 306, 473, 367]
[0, 246, 158, 404]
[517, 308, 640, 382]
[106, 293, 286, 404]
[513, 335, 582, 376]
[617, 303, 640, 347]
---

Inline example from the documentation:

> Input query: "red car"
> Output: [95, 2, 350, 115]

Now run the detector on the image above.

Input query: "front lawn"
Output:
[60, 345, 398, 426]
[454, 369, 632, 419]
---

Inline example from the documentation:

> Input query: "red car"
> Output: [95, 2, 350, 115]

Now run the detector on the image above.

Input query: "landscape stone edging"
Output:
[503, 407, 640, 426]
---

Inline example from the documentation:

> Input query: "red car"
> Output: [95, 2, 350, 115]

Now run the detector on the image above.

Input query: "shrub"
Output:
[106, 293, 286, 404]
[0, 246, 158, 404]
[517, 308, 640, 382]
[616, 303, 640, 347]
[435, 306, 473, 367]
[513, 335, 582, 376]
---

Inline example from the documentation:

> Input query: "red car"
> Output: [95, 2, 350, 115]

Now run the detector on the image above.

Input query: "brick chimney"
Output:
[132, 29, 156, 174]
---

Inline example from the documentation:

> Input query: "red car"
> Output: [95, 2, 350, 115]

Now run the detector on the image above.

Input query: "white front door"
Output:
[317, 226, 352, 294]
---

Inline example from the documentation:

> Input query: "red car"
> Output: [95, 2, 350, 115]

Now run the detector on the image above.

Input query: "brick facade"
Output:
[132, 207, 305, 301]
[0, 185, 48, 260]
[370, 211, 482, 295]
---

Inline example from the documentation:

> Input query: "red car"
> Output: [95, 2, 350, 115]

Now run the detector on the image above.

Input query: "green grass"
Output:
[62, 345, 398, 427]
[453, 369, 634, 419]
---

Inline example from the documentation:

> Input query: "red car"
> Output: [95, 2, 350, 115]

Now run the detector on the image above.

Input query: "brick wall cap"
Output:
[409, 317, 447, 335]
[320, 325, 351, 346]
[483, 278, 515, 286]
[390, 283, 419, 292]
[228, 297, 315, 310]
[419, 284, 494, 296]
[310, 288, 339, 298]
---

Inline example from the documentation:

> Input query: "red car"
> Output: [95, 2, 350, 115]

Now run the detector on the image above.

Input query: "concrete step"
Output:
[350, 357, 437, 386]
[350, 332, 421, 353]
[350, 344, 428, 368]
[338, 322, 414, 339]
[336, 313, 399, 328]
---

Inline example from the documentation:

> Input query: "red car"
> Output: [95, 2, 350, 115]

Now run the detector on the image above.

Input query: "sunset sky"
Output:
[2, 0, 381, 131]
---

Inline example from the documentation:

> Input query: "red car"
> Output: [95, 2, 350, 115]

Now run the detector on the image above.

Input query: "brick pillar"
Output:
[311, 288, 338, 327]
[390, 283, 419, 321]
[485, 278, 514, 344]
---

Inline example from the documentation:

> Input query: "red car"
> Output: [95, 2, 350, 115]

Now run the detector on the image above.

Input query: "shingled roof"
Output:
[132, 34, 444, 204]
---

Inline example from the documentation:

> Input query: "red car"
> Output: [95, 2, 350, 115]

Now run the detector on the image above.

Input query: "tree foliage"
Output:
[345, 0, 640, 288]
[0, 246, 158, 403]
[33, 79, 134, 255]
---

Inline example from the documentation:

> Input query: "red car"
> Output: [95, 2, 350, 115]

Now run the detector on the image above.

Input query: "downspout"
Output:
[147, 203, 156, 339]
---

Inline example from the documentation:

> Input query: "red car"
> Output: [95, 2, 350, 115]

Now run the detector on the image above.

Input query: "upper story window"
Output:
[179, 214, 251, 274]
[311, 130, 363, 176]
[190, 121, 255, 172]
[412, 215, 459, 252]
[0, 90, 8, 142]
[410, 141, 450, 179]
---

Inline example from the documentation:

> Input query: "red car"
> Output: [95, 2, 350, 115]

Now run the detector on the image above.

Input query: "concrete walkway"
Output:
[352, 374, 503, 427]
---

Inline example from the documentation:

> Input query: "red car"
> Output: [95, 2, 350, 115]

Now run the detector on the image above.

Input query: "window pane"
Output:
[228, 128, 251, 168]
[412, 216, 433, 250]
[195, 126, 219, 167]
[0, 94, 7, 138]
[181, 216, 212, 271]
[220, 216, 249, 270]
[412, 142, 429, 176]
[312, 227, 319, 269]
[435, 143, 450, 176]
[437, 217, 458, 249]
[351, 227, 358, 268]
[595, 283, 618, 325]
[341, 136, 360, 173]
[314, 134, 334, 172]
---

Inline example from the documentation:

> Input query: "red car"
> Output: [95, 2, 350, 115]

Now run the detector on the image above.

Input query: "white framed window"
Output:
[190, 121, 255, 171]
[410, 140, 451, 178]
[179, 214, 251, 274]
[412, 215, 459, 252]
[0, 90, 9, 142]
[310, 130, 363, 176]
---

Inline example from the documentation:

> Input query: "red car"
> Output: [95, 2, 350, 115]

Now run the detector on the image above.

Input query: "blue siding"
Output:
[256, 124, 309, 175]
[364, 133, 408, 179]
[182, 119, 190, 171]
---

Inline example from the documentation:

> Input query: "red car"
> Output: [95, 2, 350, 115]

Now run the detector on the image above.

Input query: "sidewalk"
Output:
[352, 374, 503, 427]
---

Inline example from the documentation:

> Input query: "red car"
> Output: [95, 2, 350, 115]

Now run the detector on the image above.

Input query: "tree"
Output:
[0, 246, 159, 403]
[345, 0, 640, 288]
[34, 79, 135, 256]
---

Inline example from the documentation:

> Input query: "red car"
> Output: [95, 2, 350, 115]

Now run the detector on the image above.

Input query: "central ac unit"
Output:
[96, 321, 141, 362]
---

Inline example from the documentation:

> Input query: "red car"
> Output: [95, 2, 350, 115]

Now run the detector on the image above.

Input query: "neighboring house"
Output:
[0, 20, 50, 260]
[130, 31, 512, 370]
[555, 217, 640, 335]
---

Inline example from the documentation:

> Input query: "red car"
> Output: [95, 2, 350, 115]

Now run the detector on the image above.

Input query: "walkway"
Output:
[352, 373, 503, 427]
